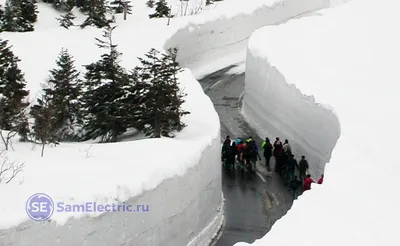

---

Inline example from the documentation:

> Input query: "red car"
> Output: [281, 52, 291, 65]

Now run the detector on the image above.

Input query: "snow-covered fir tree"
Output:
[135, 48, 189, 138]
[0, 38, 30, 149]
[0, 1, 20, 32]
[146, 0, 155, 8]
[40, 48, 82, 141]
[81, 26, 132, 142]
[30, 90, 58, 157]
[19, 0, 38, 23]
[109, 0, 132, 14]
[56, 0, 76, 28]
[0, 5, 4, 20]
[149, 0, 170, 18]
[57, 11, 75, 28]
[0, 0, 37, 32]
[80, 0, 111, 28]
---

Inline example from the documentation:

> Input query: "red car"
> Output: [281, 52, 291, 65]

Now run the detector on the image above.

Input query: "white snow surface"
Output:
[0, 0, 341, 243]
[0, 1, 223, 232]
[237, 0, 400, 245]
[165, 0, 330, 78]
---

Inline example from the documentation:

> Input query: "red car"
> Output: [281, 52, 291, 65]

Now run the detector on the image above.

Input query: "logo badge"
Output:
[26, 193, 54, 221]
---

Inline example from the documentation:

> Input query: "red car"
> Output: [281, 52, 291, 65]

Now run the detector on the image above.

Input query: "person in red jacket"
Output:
[303, 174, 314, 191]
[237, 140, 244, 164]
[318, 174, 324, 184]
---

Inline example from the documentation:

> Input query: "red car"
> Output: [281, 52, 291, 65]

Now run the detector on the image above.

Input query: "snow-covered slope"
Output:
[237, 0, 400, 245]
[164, 0, 330, 78]
[0, 2, 223, 245]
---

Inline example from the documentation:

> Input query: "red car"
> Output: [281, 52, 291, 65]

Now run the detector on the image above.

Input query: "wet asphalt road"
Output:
[200, 66, 294, 246]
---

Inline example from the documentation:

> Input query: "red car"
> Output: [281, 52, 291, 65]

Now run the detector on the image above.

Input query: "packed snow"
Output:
[0, 1, 222, 232]
[165, 0, 330, 78]
[0, 0, 348, 244]
[236, 0, 400, 245]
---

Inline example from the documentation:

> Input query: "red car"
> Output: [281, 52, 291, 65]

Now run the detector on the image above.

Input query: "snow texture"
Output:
[241, 41, 340, 178]
[164, 0, 331, 79]
[0, 2, 223, 245]
[237, 0, 400, 245]
[0, 0, 339, 244]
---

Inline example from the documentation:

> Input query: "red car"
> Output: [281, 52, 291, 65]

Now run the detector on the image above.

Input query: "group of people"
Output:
[221, 135, 324, 200]
[221, 135, 261, 173]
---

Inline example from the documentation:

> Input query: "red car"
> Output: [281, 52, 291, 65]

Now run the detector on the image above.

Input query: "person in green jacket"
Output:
[261, 137, 273, 171]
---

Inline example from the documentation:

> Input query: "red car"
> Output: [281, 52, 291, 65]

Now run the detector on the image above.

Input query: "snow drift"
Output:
[0, 2, 223, 245]
[237, 0, 400, 245]
[164, 0, 330, 78]
[0, 130, 223, 246]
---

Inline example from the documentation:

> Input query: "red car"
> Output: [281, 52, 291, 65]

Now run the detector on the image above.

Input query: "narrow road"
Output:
[200, 65, 294, 246]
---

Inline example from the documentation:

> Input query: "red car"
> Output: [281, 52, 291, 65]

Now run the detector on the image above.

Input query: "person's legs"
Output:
[292, 188, 298, 200]
[265, 156, 270, 170]
[288, 169, 294, 182]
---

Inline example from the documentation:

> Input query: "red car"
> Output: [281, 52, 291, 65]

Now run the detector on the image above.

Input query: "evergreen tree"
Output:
[19, 0, 38, 23]
[135, 48, 189, 138]
[1, 1, 20, 32]
[110, 0, 132, 14]
[42, 48, 82, 141]
[0, 38, 30, 149]
[56, 0, 76, 29]
[81, 26, 131, 142]
[0, 0, 35, 32]
[149, 0, 170, 18]
[57, 11, 76, 28]
[0, 5, 4, 21]
[30, 90, 58, 157]
[146, 0, 155, 8]
[80, 0, 111, 28]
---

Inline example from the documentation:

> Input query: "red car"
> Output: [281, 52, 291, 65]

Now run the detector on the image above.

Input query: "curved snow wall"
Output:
[164, 0, 330, 78]
[0, 137, 223, 246]
[242, 48, 341, 178]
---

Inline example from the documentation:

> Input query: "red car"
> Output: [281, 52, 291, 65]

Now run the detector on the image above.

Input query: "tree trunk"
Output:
[184, 2, 188, 16]
[123, 3, 127, 20]
[111, 130, 118, 142]
[0, 131, 9, 151]
[154, 111, 161, 138]
[41, 142, 45, 157]
[167, 6, 171, 26]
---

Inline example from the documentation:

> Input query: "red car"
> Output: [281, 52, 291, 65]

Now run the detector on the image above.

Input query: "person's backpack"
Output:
[249, 141, 258, 155]
[225, 145, 233, 156]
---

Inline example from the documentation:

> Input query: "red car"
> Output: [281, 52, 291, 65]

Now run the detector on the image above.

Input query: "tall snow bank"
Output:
[164, 0, 330, 78]
[329, 0, 351, 6]
[0, 3, 223, 244]
[242, 41, 340, 177]
[237, 0, 400, 245]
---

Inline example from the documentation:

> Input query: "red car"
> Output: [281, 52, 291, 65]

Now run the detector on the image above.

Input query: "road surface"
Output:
[200, 66, 294, 246]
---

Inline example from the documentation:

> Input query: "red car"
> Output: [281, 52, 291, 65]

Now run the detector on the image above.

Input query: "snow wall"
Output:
[164, 0, 330, 78]
[0, 137, 223, 246]
[330, 0, 351, 6]
[241, 36, 341, 178]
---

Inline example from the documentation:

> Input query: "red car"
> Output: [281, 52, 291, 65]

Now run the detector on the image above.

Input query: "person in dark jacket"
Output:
[289, 176, 302, 200]
[273, 137, 283, 173]
[298, 155, 309, 182]
[261, 137, 273, 170]
[286, 154, 297, 182]
[221, 138, 231, 162]
[231, 141, 238, 163]
[245, 140, 261, 172]
[223, 142, 235, 170]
